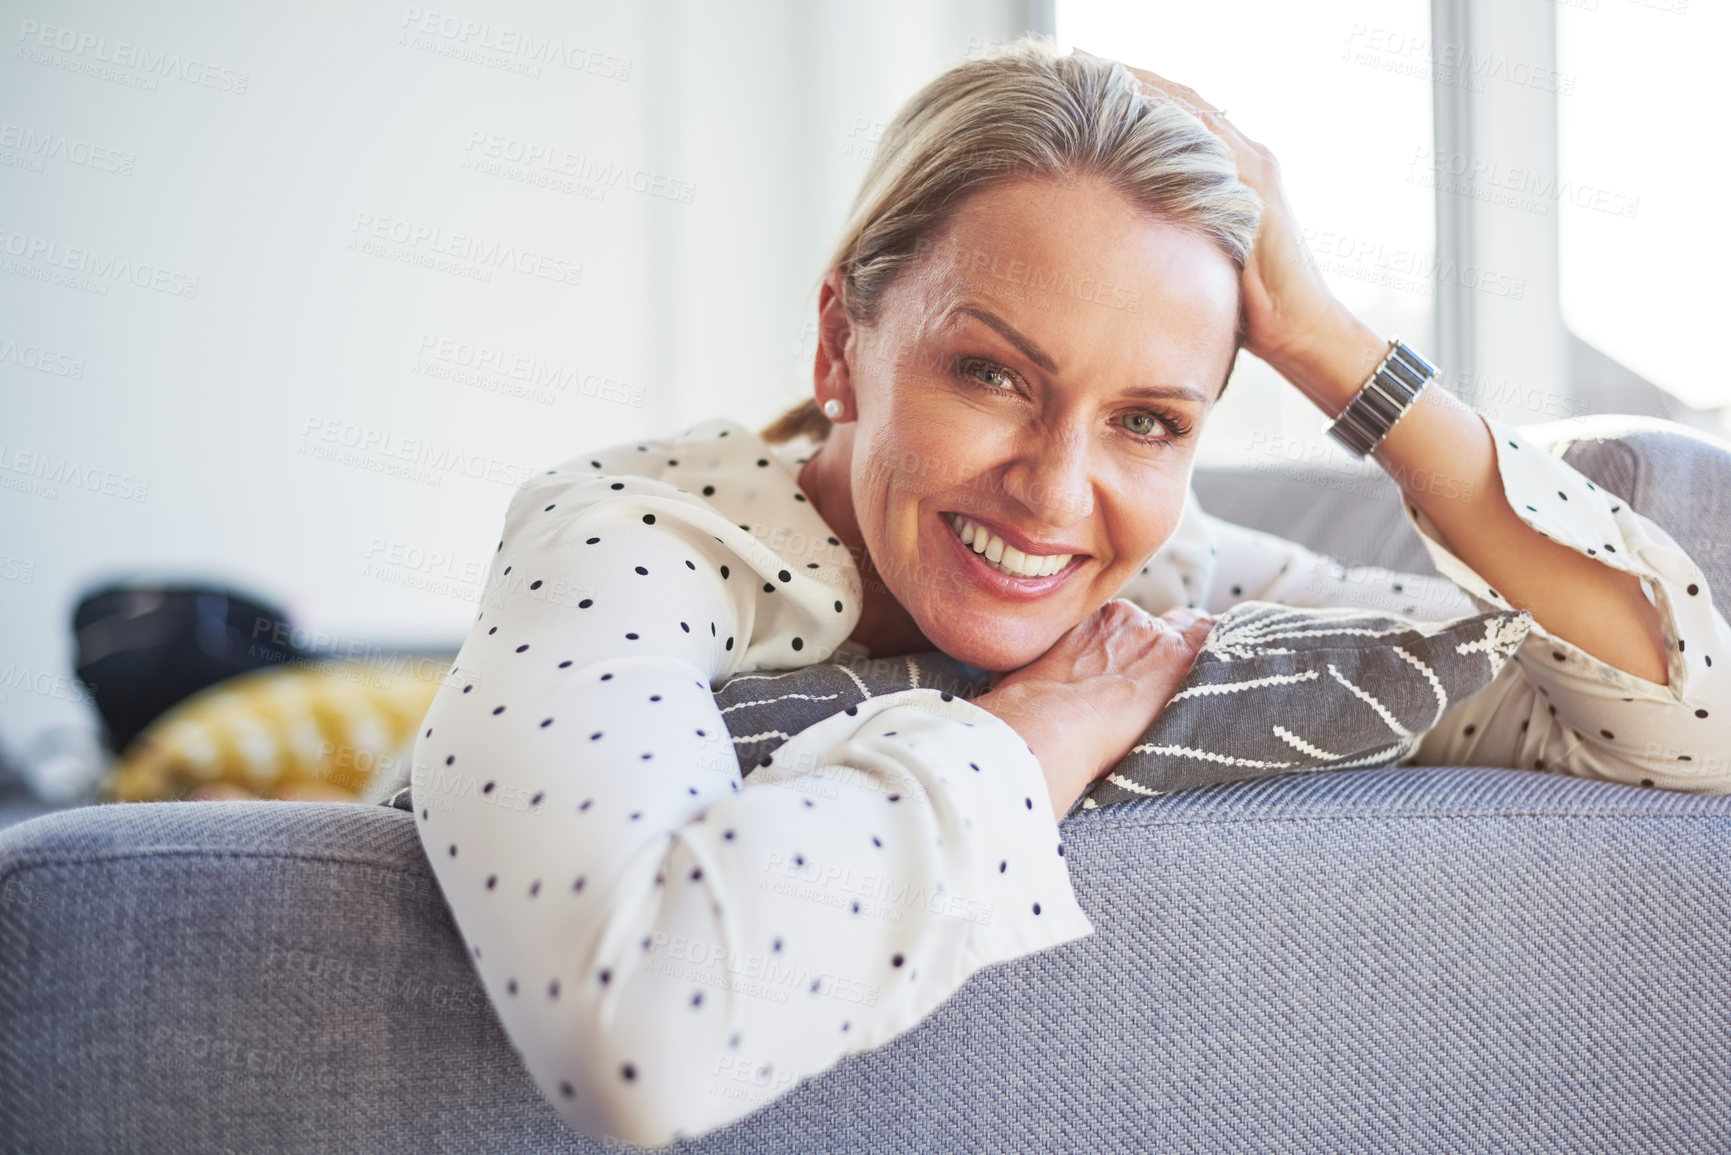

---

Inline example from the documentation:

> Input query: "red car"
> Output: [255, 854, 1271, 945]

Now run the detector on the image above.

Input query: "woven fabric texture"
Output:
[7, 769, 1731, 1153]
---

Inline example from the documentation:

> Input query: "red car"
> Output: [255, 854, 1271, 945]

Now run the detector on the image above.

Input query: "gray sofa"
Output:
[4, 415, 1730, 1154]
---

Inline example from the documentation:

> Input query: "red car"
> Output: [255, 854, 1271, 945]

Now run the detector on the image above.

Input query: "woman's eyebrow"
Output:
[950, 305, 1058, 373]
[1122, 383, 1209, 405]
[950, 304, 1209, 405]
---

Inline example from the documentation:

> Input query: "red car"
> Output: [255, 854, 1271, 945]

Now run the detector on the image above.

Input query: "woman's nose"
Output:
[1001, 426, 1095, 527]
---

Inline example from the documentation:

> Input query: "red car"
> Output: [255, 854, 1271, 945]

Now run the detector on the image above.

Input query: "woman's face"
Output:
[824, 174, 1243, 672]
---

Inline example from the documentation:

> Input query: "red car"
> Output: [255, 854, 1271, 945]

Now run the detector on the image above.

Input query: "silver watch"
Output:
[1323, 338, 1436, 458]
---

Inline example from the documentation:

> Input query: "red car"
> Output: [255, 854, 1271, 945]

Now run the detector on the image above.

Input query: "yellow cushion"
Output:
[104, 658, 447, 803]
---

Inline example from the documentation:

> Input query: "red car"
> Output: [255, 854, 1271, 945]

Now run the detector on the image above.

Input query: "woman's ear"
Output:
[813, 268, 857, 421]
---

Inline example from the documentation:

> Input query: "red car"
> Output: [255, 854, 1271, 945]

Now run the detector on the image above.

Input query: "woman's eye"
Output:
[1123, 412, 1164, 437]
[970, 364, 1012, 390]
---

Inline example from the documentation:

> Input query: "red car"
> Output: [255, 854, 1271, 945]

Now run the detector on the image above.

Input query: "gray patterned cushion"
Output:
[381, 602, 1531, 816]
[712, 602, 1532, 809]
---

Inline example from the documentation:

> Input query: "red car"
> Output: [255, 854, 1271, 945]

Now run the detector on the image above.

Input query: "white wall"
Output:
[0, 0, 1038, 794]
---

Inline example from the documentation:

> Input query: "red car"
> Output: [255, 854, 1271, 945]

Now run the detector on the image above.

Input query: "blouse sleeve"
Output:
[1114, 417, 1731, 793]
[411, 421, 1092, 1147]
[1396, 416, 1731, 793]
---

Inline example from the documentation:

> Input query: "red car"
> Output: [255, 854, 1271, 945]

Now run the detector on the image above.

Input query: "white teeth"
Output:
[946, 514, 1073, 579]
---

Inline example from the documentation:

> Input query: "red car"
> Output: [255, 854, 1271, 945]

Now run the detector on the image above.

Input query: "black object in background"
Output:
[71, 584, 309, 755]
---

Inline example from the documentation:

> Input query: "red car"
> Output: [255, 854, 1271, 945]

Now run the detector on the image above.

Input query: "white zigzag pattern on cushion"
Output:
[719, 692, 841, 714]
[1272, 726, 1340, 759]
[905, 656, 920, 689]
[1315, 737, 1421, 771]
[1127, 743, 1295, 769]
[1325, 662, 1413, 737]
[1455, 613, 1532, 678]
[720, 671, 805, 683]
[1395, 645, 1448, 718]
[1102, 773, 1166, 798]
[730, 730, 791, 745]
[1168, 669, 1319, 703]
[835, 664, 872, 697]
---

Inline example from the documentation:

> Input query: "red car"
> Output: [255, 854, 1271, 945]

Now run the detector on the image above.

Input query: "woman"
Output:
[412, 39, 1729, 1146]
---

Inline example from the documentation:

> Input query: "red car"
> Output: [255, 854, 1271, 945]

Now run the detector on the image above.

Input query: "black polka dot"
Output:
[1698, 709, 1710, 719]
[1463, 724, 1476, 737]
[1033, 902, 1042, 915]
[702, 485, 715, 496]
[609, 483, 623, 490]
[621, 1064, 635, 1082]
[1025, 797, 1033, 810]
[545, 504, 557, 511]
[601, 673, 613, 681]
[482, 780, 495, 794]
[486, 874, 497, 889]
[720, 565, 730, 579]
[778, 570, 791, 583]
[448, 844, 458, 857]
[530, 792, 544, 807]
[791, 637, 804, 651]
[515, 643, 530, 653]
[643, 514, 656, 525]
[1231, 585, 1242, 596]
[625, 633, 640, 640]
[725, 636, 734, 650]
[763, 582, 775, 593]
[835, 600, 844, 613]
[1642, 778, 1654, 787]
[890, 953, 904, 968]
[757, 458, 769, 467]
[488, 626, 498, 635]
[1688, 583, 1700, 596]
[586, 536, 600, 545]
[685, 560, 696, 570]
[1601, 729, 1615, 740]
[634, 566, 648, 576]
[492, 706, 505, 715]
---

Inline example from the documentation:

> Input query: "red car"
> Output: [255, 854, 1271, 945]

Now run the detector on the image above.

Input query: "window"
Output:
[1557, 0, 1729, 415]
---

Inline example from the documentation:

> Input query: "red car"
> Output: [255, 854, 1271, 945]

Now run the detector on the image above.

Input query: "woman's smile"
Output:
[937, 508, 1086, 596]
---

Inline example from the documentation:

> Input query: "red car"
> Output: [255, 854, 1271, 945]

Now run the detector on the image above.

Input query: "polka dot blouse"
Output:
[413, 415, 1730, 1146]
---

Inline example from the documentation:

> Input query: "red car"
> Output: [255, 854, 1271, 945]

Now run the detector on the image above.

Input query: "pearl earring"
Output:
[822, 398, 844, 420]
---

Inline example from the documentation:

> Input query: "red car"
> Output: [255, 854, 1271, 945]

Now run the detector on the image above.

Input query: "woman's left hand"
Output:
[1077, 50, 1351, 378]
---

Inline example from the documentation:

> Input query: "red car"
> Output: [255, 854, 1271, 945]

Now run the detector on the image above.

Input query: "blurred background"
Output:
[3, 0, 1725, 807]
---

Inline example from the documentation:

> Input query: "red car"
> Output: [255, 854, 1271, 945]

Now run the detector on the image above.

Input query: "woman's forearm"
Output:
[1266, 308, 1671, 686]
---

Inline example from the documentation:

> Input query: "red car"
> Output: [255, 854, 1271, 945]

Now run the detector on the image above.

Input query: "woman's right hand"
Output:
[972, 601, 1217, 819]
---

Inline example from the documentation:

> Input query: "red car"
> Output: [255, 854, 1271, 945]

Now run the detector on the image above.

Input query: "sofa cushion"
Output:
[11, 767, 1731, 1152]
[623, 603, 1530, 810]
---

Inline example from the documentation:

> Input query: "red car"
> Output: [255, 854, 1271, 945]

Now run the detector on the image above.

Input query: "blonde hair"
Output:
[764, 35, 1262, 444]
